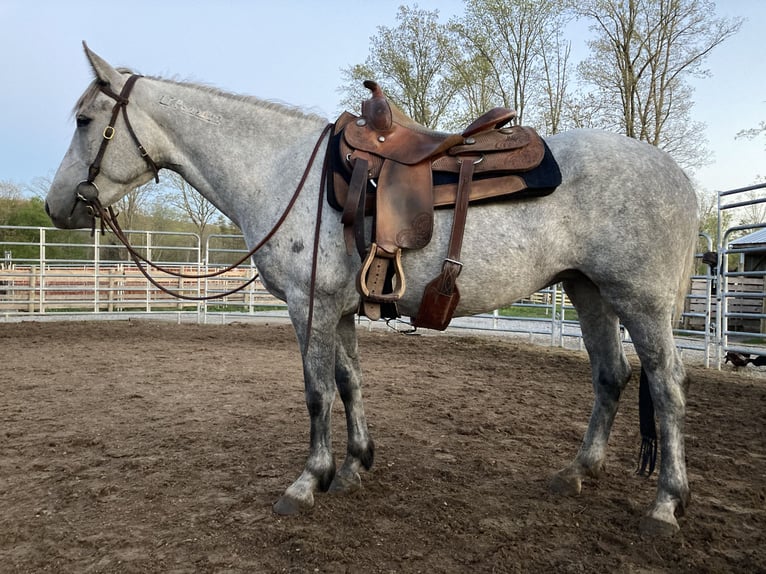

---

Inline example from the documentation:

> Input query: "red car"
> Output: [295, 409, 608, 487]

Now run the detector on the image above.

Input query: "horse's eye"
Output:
[76, 116, 92, 128]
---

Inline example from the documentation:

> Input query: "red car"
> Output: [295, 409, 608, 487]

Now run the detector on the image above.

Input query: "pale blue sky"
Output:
[0, 0, 762, 195]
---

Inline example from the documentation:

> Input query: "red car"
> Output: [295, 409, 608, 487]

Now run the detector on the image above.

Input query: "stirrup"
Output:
[357, 243, 406, 303]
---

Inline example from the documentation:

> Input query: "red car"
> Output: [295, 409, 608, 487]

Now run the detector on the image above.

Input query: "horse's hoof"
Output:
[328, 472, 362, 494]
[272, 494, 313, 516]
[549, 470, 582, 496]
[639, 515, 680, 538]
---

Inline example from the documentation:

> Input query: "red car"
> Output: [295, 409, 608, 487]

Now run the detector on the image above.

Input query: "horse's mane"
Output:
[73, 68, 328, 123]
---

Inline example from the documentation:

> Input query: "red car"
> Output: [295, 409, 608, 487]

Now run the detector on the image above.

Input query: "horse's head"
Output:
[46, 43, 161, 229]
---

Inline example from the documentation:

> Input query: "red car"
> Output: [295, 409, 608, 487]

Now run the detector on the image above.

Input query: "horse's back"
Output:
[548, 129, 696, 212]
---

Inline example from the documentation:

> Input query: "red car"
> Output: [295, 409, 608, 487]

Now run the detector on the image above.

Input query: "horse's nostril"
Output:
[44, 201, 51, 216]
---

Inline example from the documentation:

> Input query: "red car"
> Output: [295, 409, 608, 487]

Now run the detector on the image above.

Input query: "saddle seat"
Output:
[331, 80, 556, 330]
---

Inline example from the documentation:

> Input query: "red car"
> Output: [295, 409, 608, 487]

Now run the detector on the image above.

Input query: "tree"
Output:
[0, 180, 23, 202]
[539, 24, 573, 134]
[162, 172, 221, 243]
[735, 190, 766, 229]
[736, 121, 766, 182]
[450, 0, 573, 132]
[339, 1, 573, 134]
[575, 0, 742, 169]
[338, 6, 458, 128]
[737, 121, 766, 148]
[113, 180, 160, 230]
[0, 181, 24, 234]
[0, 196, 56, 261]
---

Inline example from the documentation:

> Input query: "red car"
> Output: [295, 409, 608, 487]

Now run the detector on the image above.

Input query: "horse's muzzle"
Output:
[45, 183, 100, 229]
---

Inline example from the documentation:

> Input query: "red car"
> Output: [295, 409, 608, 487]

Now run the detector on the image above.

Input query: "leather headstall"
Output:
[75, 74, 160, 214]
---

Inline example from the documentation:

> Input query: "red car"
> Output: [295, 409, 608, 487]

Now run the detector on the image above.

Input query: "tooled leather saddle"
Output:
[328, 80, 561, 330]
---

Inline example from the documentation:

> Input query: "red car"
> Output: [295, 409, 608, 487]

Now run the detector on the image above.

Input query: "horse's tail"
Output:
[636, 367, 658, 476]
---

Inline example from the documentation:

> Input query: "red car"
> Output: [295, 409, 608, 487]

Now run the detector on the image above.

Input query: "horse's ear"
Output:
[82, 41, 122, 86]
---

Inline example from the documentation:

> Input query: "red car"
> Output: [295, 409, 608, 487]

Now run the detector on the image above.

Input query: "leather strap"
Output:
[410, 156, 477, 330]
[342, 155, 369, 256]
[88, 75, 160, 185]
[438, 155, 478, 293]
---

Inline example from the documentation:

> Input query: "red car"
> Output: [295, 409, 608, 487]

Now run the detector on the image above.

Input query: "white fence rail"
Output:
[0, 226, 281, 317]
[0, 219, 750, 367]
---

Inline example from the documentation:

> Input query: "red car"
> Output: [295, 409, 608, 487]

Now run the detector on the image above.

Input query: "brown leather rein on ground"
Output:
[74, 74, 333, 304]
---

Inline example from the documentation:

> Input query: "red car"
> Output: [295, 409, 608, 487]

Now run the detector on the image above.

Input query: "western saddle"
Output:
[330, 80, 557, 330]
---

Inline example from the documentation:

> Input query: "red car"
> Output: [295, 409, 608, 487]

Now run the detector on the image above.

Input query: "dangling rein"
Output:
[84, 122, 331, 302]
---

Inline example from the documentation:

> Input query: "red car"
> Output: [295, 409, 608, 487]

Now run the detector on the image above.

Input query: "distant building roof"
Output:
[730, 228, 766, 246]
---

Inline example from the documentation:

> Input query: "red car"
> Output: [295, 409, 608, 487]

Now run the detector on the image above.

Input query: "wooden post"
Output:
[108, 268, 115, 313]
[28, 266, 36, 313]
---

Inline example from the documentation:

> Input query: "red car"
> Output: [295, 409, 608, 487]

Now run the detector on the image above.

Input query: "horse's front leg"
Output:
[273, 308, 338, 515]
[329, 312, 375, 493]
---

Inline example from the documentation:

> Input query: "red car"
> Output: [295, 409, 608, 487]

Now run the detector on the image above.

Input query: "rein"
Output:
[74, 73, 333, 301]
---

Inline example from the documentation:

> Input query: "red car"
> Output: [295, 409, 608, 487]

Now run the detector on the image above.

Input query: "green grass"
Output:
[497, 304, 578, 321]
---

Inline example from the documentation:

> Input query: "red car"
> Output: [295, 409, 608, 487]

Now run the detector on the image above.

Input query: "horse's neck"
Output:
[143, 79, 328, 229]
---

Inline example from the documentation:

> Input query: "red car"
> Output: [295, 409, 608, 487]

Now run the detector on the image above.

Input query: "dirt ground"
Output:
[0, 319, 764, 573]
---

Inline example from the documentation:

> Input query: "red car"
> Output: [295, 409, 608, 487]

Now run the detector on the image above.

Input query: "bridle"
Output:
[75, 73, 333, 310]
[75, 74, 160, 210]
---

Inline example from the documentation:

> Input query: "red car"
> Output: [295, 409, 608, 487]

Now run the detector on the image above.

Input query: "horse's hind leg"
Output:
[550, 277, 632, 495]
[621, 315, 690, 536]
[329, 312, 375, 493]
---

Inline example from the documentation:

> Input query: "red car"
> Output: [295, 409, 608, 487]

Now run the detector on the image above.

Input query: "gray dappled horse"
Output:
[46, 44, 699, 536]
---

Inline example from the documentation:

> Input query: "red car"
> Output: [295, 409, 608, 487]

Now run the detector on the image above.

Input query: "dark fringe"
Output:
[636, 367, 658, 476]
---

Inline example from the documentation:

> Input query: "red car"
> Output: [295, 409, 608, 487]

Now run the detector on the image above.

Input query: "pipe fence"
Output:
[4, 208, 762, 369]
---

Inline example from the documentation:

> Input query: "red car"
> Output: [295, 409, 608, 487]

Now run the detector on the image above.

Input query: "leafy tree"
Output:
[0, 181, 25, 232]
[0, 180, 23, 202]
[338, 6, 458, 127]
[0, 197, 55, 261]
[451, 0, 573, 132]
[575, 0, 742, 169]
[5, 197, 50, 227]
[438, 41, 500, 131]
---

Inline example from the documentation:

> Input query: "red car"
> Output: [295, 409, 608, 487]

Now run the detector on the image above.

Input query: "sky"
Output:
[0, 0, 763, 196]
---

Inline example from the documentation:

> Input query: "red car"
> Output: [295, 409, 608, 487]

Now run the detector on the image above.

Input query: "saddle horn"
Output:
[362, 80, 393, 133]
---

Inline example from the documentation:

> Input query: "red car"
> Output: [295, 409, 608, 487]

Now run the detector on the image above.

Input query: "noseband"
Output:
[76, 74, 160, 209]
